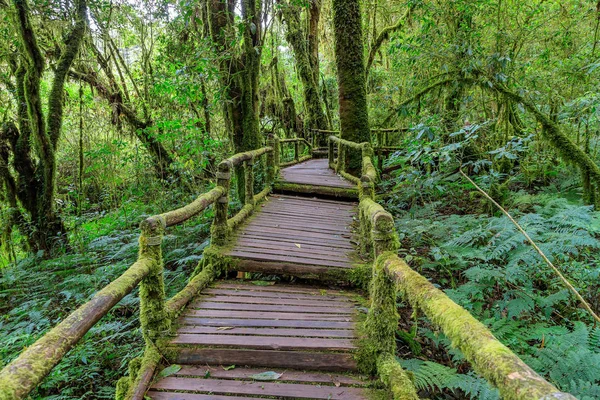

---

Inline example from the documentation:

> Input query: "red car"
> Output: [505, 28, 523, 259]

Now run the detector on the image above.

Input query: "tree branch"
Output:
[366, 5, 413, 78]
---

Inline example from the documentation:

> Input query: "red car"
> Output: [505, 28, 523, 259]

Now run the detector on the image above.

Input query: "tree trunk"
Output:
[280, 1, 329, 135]
[332, 0, 370, 172]
[1, 0, 88, 255]
[209, 0, 263, 203]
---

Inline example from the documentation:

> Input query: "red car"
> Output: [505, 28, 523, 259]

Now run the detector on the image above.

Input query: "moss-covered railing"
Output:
[320, 135, 576, 399]
[278, 136, 312, 167]
[0, 145, 276, 400]
[357, 199, 576, 400]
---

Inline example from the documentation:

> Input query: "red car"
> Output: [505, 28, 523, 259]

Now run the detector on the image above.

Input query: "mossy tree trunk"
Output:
[280, 0, 329, 136]
[332, 0, 370, 172]
[209, 0, 262, 204]
[0, 0, 88, 254]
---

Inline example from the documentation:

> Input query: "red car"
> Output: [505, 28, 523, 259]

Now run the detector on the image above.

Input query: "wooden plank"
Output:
[147, 392, 257, 400]
[183, 309, 353, 321]
[240, 225, 353, 240]
[237, 232, 354, 248]
[203, 289, 354, 301]
[229, 247, 351, 265]
[233, 240, 353, 257]
[231, 259, 355, 279]
[214, 283, 345, 294]
[170, 334, 356, 350]
[176, 327, 356, 338]
[245, 221, 352, 235]
[151, 377, 366, 399]
[174, 366, 369, 386]
[172, 349, 358, 371]
[270, 194, 356, 206]
[249, 217, 352, 230]
[191, 302, 355, 314]
[192, 296, 352, 307]
[177, 317, 355, 329]
[227, 250, 352, 268]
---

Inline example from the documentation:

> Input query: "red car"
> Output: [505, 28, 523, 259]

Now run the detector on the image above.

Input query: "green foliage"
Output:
[0, 195, 212, 398]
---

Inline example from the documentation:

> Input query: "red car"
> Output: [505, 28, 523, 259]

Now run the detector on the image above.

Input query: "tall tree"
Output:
[332, 0, 370, 170]
[280, 0, 329, 135]
[0, 0, 88, 253]
[208, 0, 263, 201]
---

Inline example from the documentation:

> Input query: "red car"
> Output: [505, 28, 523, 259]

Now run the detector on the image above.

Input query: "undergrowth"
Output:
[381, 128, 600, 399]
[0, 194, 213, 399]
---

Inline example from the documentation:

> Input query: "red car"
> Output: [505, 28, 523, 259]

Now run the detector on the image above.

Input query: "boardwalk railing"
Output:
[327, 135, 576, 400]
[0, 146, 276, 400]
[278, 137, 312, 167]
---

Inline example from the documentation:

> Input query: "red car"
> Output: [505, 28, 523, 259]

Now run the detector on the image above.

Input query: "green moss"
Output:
[273, 182, 358, 199]
[381, 252, 575, 400]
[114, 346, 160, 400]
[376, 353, 419, 400]
[357, 256, 398, 375]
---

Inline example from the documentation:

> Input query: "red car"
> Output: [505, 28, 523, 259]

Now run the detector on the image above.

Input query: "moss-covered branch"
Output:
[366, 6, 412, 78]
[377, 353, 420, 400]
[159, 186, 224, 227]
[381, 252, 576, 400]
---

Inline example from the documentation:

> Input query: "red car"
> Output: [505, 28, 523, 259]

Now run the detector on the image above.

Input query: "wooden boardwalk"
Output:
[149, 282, 381, 399]
[226, 194, 357, 277]
[279, 159, 355, 189]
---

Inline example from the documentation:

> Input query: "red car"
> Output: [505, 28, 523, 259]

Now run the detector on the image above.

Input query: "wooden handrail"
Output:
[0, 144, 280, 400]
[0, 258, 153, 399]
[379, 254, 576, 400]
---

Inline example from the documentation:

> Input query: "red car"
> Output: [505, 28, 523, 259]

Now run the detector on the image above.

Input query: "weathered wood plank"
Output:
[191, 295, 352, 307]
[174, 366, 368, 386]
[176, 326, 356, 338]
[183, 309, 354, 321]
[203, 288, 354, 301]
[150, 377, 367, 399]
[170, 334, 357, 350]
[191, 302, 355, 314]
[172, 349, 358, 371]
[177, 317, 355, 329]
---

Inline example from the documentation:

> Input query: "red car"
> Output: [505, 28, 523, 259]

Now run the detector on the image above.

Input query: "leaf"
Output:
[204, 370, 211, 378]
[157, 365, 181, 379]
[251, 280, 275, 286]
[295, 243, 302, 248]
[249, 371, 283, 381]
[217, 326, 234, 331]
[223, 365, 236, 370]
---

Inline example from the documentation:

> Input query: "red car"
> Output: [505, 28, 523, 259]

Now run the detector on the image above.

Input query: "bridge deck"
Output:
[226, 194, 357, 277]
[279, 159, 355, 189]
[150, 281, 382, 399]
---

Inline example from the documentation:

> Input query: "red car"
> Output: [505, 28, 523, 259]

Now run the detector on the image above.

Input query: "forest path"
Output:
[148, 281, 382, 399]
[146, 159, 383, 399]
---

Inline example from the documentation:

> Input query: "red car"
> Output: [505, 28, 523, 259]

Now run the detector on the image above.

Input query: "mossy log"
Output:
[380, 253, 576, 400]
[376, 353, 419, 400]
[221, 146, 272, 168]
[115, 345, 161, 400]
[359, 198, 398, 257]
[273, 181, 358, 199]
[0, 258, 153, 400]
[329, 135, 365, 150]
[159, 186, 224, 227]
[279, 154, 312, 168]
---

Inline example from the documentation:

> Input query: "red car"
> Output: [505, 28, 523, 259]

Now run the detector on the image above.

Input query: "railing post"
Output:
[361, 176, 375, 200]
[372, 212, 398, 258]
[273, 135, 280, 170]
[211, 160, 231, 246]
[139, 216, 170, 341]
[336, 143, 345, 173]
[328, 138, 335, 169]
[294, 139, 300, 162]
[266, 134, 275, 185]
[244, 156, 255, 206]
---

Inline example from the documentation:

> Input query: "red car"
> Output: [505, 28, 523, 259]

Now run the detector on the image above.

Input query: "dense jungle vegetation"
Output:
[1, 0, 600, 398]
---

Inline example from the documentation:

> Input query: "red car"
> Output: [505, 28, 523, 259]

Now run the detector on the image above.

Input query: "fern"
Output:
[400, 358, 500, 399]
